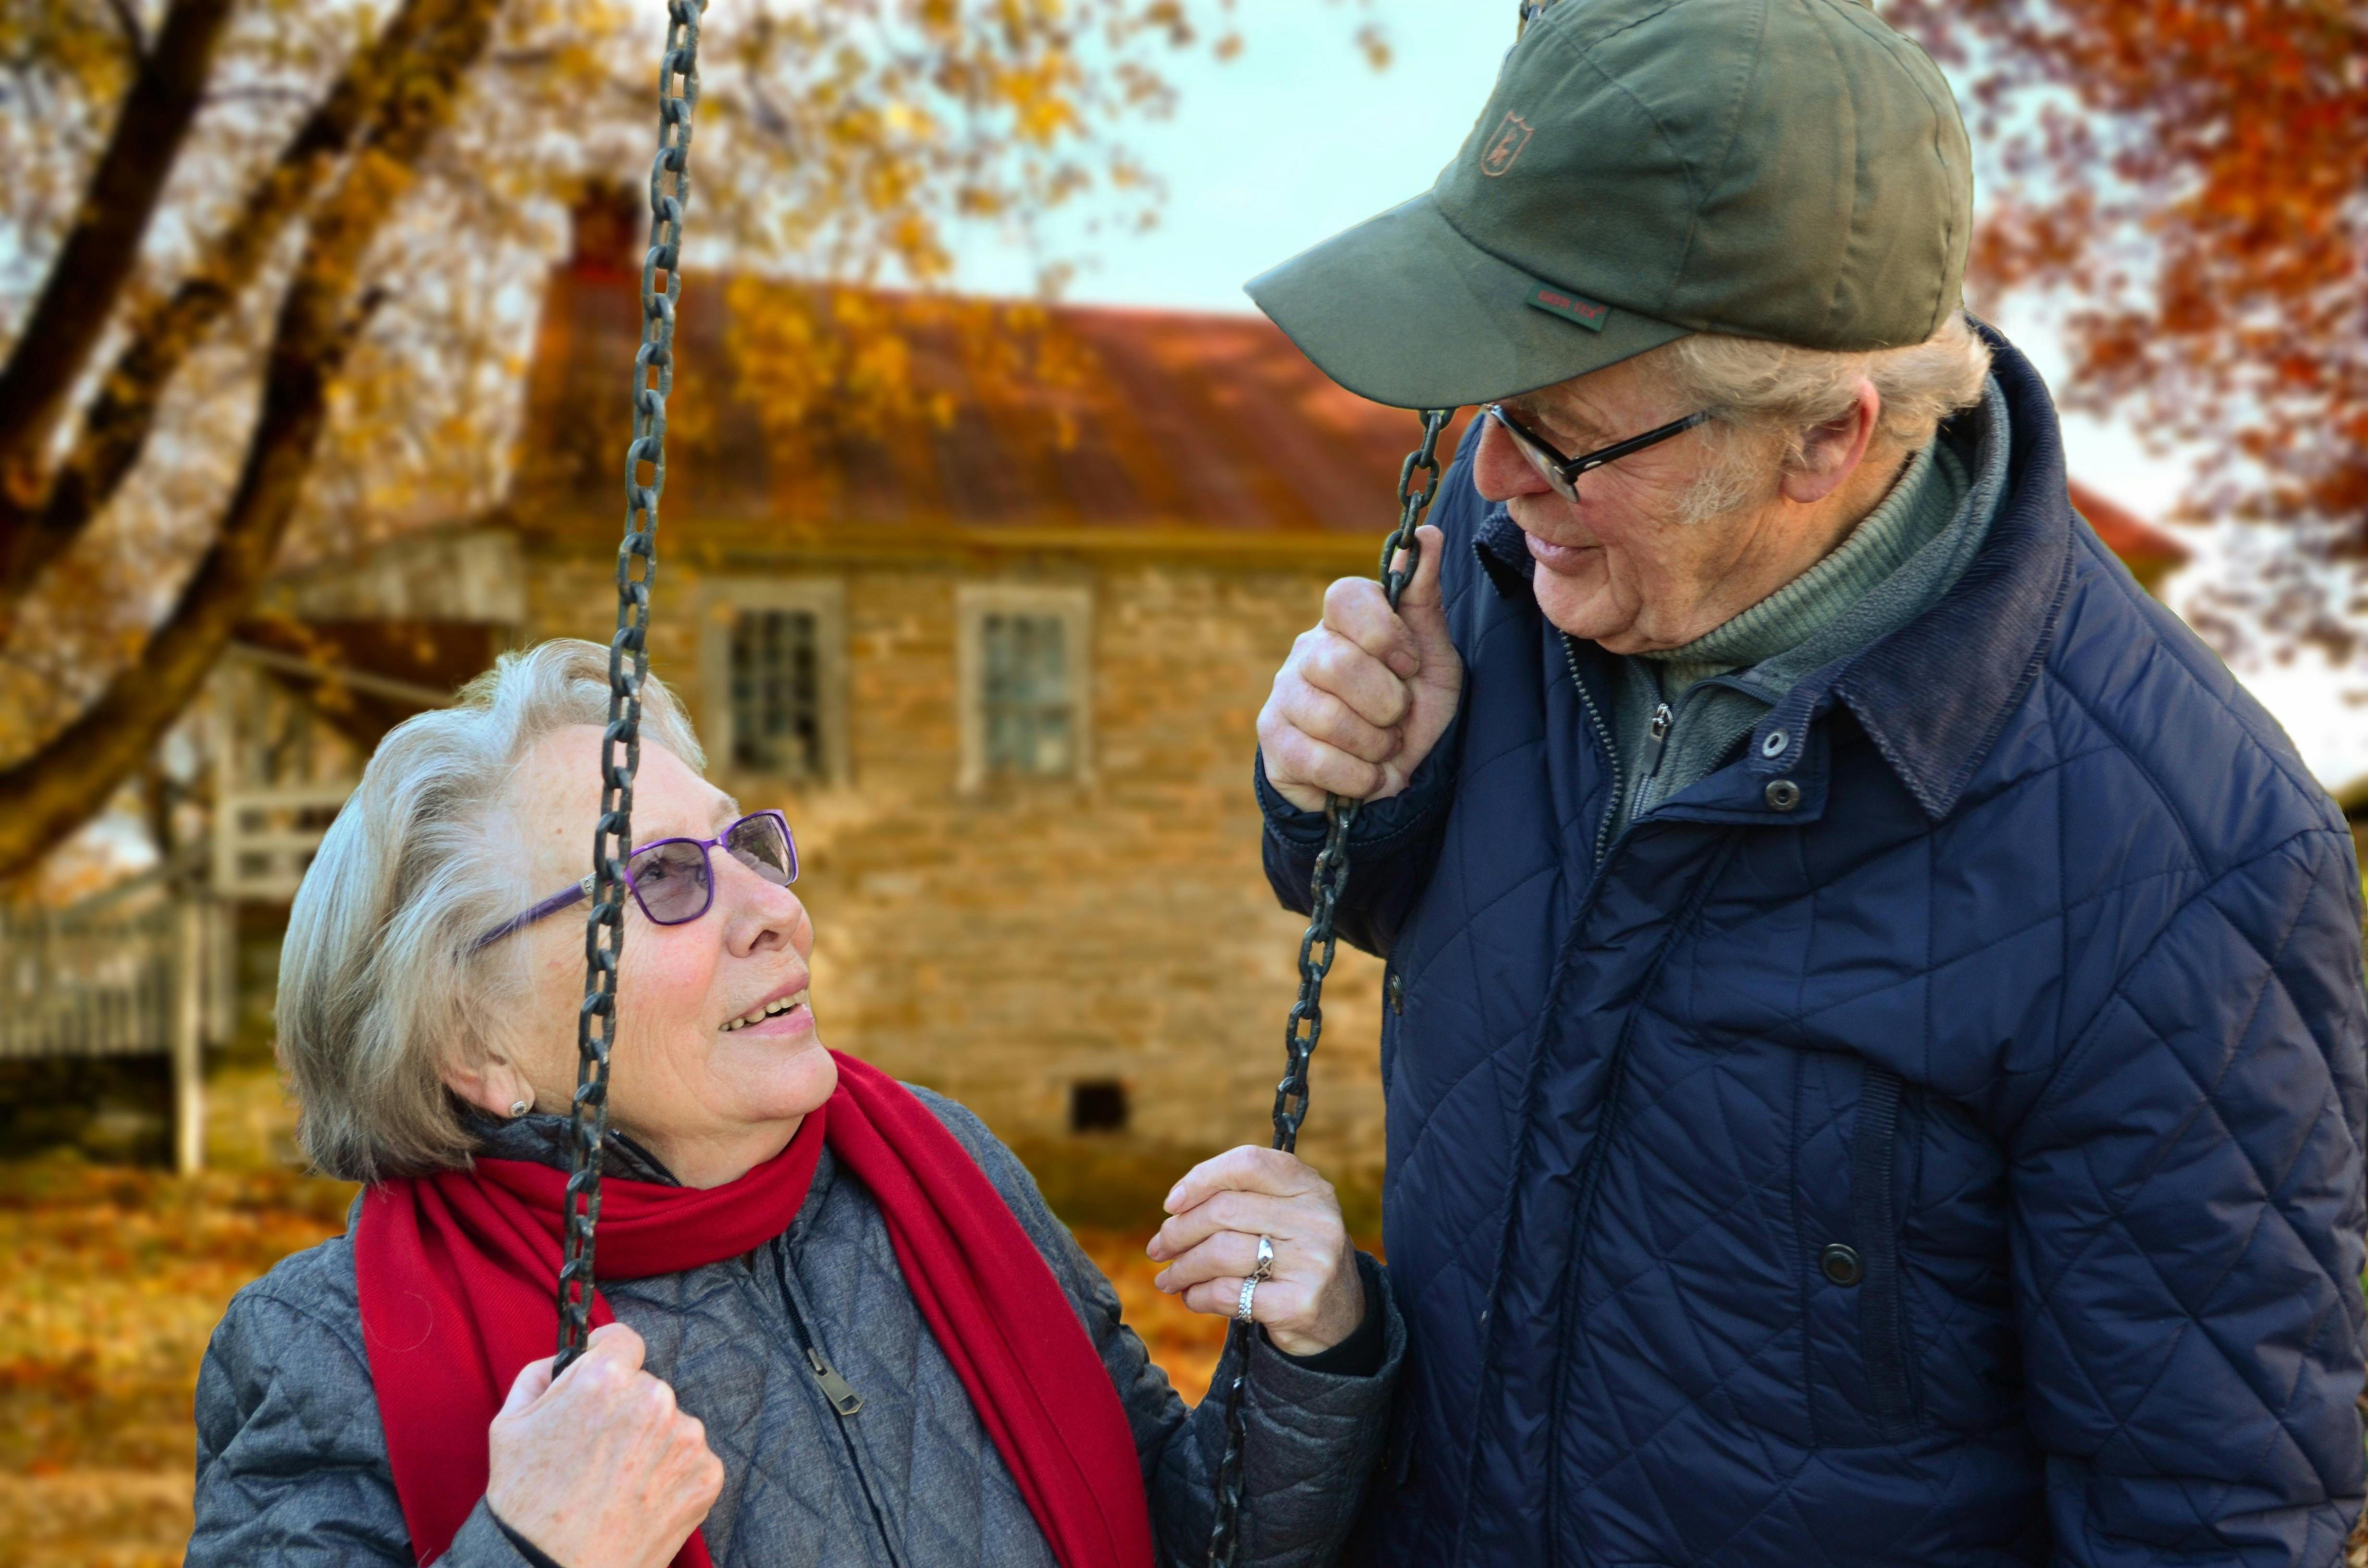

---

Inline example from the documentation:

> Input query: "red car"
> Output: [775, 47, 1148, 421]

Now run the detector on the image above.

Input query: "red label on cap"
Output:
[1526, 283, 1610, 331]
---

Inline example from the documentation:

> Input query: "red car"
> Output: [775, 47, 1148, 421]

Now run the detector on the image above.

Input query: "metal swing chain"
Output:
[555, 0, 706, 1373]
[1203, 405, 1454, 1567]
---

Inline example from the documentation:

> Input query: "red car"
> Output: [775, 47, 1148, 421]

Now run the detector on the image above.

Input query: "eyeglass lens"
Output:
[725, 813, 797, 885]
[1496, 412, 1581, 502]
[628, 840, 714, 923]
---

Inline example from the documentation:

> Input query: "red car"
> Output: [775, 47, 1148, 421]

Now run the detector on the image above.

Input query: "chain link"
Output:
[555, 0, 706, 1374]
[1204, 406, 1453, 1566]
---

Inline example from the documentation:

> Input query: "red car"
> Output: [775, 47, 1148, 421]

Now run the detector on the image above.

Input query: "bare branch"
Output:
[103, 0, 149, 60]
[0, 0, 448, 642]
[0, 0, 234, 517]
[0, 0, 503, 879]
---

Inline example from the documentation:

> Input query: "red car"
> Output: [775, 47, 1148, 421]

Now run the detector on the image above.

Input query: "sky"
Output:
[947, 1, 2368, 789]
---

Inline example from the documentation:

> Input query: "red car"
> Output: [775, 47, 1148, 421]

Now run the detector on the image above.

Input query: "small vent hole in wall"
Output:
[1070, 1080, 1128, 1134]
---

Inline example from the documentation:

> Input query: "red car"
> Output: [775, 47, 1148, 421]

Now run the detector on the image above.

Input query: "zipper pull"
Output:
[1644, 702, 1673, 776]
[807, 1346, 864, 1416]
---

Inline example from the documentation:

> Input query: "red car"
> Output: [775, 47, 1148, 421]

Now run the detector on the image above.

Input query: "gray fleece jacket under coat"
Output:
[188, 1088, 1403, 1568]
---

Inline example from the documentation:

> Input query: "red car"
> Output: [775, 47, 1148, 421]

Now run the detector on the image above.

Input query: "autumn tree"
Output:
[0, 0, 1249, 882]
[1886, 0, 2368, 653]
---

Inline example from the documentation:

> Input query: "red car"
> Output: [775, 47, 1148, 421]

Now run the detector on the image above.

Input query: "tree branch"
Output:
[103, 0, 151, 59]
[0, 0, 235, 515]
[0, 0, 504, 881]
[0, 0, 448, 642]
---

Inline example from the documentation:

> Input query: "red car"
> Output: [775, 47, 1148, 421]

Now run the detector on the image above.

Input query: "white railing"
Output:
[212, 783, 353, 900]
[0, 897, 175, 1059]
[0, 887, 221, 1172]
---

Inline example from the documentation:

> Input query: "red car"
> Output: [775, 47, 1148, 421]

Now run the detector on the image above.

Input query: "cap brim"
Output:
[1245, 192, 1689, 410]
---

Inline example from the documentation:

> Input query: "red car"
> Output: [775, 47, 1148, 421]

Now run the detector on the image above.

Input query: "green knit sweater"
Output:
[1605, 377, 2010, 835]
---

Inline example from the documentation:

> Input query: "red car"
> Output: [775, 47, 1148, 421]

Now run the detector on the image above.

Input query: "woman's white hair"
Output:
[1645, 312, 1994, 523]
[277, 639, 703, 1182]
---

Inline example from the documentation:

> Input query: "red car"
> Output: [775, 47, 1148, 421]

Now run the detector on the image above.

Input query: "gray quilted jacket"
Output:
[189, 1088, 1402, 1568]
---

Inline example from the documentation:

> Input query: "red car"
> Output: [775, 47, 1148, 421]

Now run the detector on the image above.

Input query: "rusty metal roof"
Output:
[507, 264, 1477, 559]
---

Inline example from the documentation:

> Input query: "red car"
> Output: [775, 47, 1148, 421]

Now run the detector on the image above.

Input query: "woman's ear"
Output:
[443, 1050, 531, 1119]
[1779, 379, 1882, 505]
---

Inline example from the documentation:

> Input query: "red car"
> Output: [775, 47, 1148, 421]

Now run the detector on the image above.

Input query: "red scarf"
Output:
[354, 1051, 1152, 1568]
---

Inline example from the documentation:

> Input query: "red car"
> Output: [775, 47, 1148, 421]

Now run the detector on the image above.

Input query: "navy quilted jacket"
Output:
[1257, 330, 2368, 1567]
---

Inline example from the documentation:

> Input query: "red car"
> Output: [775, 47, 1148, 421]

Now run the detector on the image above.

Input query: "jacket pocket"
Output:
[1851, 1063, 1918, 1439]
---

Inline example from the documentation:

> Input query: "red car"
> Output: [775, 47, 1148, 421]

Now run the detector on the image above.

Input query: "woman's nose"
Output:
[1473, 415, 1552, 504]
[716, 856, 810, 957]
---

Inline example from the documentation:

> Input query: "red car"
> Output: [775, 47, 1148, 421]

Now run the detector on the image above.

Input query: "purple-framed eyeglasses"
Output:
[473, 810, 799, 950]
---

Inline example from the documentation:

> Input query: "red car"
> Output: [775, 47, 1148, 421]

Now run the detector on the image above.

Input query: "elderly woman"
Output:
[189, 639, 1401, 1568]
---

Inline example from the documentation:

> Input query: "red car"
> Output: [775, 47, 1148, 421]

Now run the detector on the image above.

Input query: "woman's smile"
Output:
[719, 987, 814, 1036]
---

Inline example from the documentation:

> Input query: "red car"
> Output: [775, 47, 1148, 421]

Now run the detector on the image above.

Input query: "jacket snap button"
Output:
[1760, 729, 1788, 759]
[1820, 1243, 1863, 1286]
[1765, 777, 1802, 811]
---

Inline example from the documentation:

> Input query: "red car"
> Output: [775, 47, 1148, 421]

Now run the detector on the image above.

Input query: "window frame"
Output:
[697, 576, 850, 787]
[955, 583, 1093, 791]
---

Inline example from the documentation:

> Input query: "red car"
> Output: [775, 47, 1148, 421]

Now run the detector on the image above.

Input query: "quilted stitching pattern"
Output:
[1268, 337, 2368, 1568]
[189, 1090, 1405, 1567]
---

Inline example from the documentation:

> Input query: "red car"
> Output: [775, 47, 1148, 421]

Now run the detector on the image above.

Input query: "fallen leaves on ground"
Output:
[0, 1154, 1238, 1564]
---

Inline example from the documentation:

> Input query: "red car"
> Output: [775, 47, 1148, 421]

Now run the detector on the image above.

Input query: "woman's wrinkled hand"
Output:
[485, 1322, 723, 1568]
[1147, 1146, 1365, 1356]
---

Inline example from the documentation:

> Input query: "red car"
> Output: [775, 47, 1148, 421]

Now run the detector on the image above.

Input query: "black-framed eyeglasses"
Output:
[1486, 403, 1715, 504]
[473, 809, 799, 950]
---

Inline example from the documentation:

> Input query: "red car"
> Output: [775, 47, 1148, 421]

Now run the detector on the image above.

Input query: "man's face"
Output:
[1474, 354, 1779, 654]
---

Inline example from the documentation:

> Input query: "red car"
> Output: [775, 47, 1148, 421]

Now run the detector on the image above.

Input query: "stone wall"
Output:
[524, 549, 1389, 1183]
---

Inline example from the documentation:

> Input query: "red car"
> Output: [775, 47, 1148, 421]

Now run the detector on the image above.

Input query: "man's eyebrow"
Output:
[1507, 395, 1614, 445]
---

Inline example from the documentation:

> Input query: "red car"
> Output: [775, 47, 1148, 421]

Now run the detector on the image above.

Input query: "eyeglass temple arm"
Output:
[1567, 408, 1715, 478]
[472, 874, 597, 951]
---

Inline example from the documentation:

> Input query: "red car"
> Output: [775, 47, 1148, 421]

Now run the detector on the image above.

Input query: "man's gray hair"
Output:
[1650, 313, 1994, 522]
[277, 639, 704, 1183]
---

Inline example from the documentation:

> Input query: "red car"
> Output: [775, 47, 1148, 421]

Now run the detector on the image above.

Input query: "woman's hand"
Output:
[485, 1323, 723, 1568]
[1147, 1146, 1364, 1356]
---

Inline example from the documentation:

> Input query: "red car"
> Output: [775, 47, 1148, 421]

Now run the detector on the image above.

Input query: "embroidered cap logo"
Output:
[1480, 111, 1534, 177]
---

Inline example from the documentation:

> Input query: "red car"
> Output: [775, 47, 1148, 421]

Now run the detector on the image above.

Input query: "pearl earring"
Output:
[509, 1099, 530, 1118]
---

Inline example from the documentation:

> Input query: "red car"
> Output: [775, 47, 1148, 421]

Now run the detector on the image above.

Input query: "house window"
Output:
[981, 612, 1072, 775]
[729, 609, 822, 775]
[956, 584, 1091, 789]
[1070, 1080, 1128, 1134]
[698, 579, 847, 784]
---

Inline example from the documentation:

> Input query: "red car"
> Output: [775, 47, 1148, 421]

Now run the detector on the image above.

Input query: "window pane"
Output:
[729, 609, 822, 776]
[981, 612, 1073, 775]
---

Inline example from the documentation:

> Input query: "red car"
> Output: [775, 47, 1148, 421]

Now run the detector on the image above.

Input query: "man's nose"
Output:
[1473, 415, 1551, 504]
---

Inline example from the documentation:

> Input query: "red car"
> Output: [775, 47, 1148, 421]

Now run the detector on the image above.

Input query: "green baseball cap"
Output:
[1246, 0, 1973, 409]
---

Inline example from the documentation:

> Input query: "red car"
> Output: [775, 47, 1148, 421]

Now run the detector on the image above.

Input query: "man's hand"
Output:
[1257, 524, 1461, 813]
[1147, 1147, 1364, 1356]
[486, 1323, 723, 1568]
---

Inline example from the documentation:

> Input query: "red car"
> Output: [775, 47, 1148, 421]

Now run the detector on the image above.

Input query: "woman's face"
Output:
[465, 724, 837, 1184]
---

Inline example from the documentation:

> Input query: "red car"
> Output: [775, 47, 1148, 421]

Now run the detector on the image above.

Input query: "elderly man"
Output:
[1248, 1, 2368, 1565]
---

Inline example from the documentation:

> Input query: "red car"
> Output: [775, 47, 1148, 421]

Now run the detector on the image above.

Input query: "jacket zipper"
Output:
[1562, 635, 1623, 869]
[759, 1245, 907, 1568]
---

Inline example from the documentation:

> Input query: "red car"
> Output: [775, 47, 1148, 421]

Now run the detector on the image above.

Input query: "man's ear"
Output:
[1779, 379, 1881, 505]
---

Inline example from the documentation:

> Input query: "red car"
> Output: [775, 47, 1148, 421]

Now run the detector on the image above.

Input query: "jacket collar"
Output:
[1823, 326, 2072, 819]
[1476, 323, 2073, 823]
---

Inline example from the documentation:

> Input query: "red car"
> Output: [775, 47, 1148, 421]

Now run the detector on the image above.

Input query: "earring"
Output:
[509, 1099, 530, 1118]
